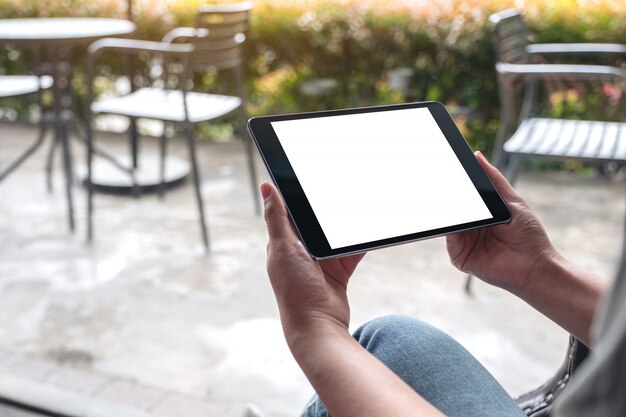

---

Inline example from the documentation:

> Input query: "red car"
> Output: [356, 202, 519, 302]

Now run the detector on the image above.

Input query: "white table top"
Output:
[0, 18, 135, 44]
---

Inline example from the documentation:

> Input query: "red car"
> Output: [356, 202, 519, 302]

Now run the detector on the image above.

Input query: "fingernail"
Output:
[260, 183, 271, 200]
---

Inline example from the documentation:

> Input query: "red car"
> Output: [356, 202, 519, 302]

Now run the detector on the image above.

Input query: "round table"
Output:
[0, 18, 135, 44]
[0, 18, 136, 231]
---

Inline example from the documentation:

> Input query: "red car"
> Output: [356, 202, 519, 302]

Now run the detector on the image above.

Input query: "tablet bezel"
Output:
[248, 101, 511, 259]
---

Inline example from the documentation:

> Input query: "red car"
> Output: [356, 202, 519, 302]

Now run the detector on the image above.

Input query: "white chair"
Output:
[84, 2, 259, 249]
[489, 9, 626, 181]
[0, 74, 52, 182]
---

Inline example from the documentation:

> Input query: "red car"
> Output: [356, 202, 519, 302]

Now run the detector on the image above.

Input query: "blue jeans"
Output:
[301, 315, 526, 417]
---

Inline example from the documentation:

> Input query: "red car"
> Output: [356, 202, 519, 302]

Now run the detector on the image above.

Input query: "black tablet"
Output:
[248, 101, 510, 259]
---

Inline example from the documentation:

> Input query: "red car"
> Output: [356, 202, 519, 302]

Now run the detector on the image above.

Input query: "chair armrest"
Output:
[162, 27, 209, 44]
[496, 62, 626, 81]
[84, 38, 196, 104]
[527, 43, 626, 56]
[515, 337, 590, 416]
[88, 37, 194, 59]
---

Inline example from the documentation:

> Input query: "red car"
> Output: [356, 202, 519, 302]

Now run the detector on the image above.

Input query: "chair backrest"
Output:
[191, 2, 252, 72]
[489, 9, 530, 64]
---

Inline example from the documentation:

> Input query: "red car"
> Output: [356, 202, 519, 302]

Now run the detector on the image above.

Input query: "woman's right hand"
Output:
[445, 152, 560, 296]
[261, 182, 364, 344]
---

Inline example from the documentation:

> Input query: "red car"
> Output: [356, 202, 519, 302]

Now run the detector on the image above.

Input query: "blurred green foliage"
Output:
[2, 0, 626, 154]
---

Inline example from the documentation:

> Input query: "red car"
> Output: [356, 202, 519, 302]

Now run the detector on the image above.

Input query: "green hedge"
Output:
[2, 0, 626, 154]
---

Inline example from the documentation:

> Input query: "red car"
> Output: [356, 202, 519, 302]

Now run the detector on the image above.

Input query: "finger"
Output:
[475, 151, 522, 203]
[260, 182, 299, 242]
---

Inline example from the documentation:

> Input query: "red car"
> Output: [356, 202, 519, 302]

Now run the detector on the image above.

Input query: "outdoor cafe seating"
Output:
[84, 2, 259, 250]
[464, 9, 626, 285]
[460, 9, 626, 416]
[0, 16, 136, 231]
[1, 4, 625, 417]
[489, 9, 626, 183]
[461, 9, 626, 289]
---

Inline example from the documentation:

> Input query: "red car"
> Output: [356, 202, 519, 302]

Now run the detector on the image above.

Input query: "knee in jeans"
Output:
[353, 315, 456, 356]
[354, 315, 427, 343]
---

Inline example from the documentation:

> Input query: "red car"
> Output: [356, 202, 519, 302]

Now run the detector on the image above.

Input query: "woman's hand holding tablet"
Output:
[248, 101, 510, 259]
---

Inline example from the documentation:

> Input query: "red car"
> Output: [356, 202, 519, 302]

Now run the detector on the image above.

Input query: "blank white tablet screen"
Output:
[271, 107, 493, 249]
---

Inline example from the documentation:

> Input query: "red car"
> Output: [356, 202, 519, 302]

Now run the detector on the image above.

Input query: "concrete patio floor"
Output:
[0, 123, 624, 417]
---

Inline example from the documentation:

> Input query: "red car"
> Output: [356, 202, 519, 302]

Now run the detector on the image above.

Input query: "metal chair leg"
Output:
[159, 122, 167, 199]
[45, 134, 57, 192]
[622, 183, 626, 266]
[238, 107, 261, 215]
[123, 128, 138, 198]
[245, 130, 261, 215]
[86, 123, 94, 242]
[464, 273, 473, 294]
[59, 124, 75, 231]
[0, 120, 48, 183]
[184, 123, 209, 250]
[504, 156, 521, 185]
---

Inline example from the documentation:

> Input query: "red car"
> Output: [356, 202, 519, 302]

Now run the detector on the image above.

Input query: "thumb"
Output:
[475, 151, 522, 203]
[260, 182, 297, 242]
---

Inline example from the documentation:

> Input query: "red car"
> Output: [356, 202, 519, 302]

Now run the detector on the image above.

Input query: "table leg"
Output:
[51, 49, 75, 232]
